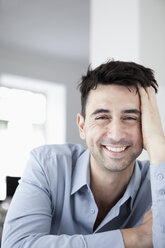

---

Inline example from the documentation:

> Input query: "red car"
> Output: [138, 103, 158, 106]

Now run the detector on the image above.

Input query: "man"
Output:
[2, 60, 165, 247]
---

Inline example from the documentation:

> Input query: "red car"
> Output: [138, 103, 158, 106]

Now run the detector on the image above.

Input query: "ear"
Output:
[77, 113, 86, 140]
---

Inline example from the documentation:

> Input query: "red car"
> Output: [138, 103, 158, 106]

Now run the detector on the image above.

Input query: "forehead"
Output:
[86, 84, 140, 113]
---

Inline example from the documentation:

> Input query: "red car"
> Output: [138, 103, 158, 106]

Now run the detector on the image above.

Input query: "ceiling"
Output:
[0, 0, 90, 61]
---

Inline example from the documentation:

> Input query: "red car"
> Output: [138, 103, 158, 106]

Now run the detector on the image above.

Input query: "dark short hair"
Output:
[78, 60, 158, 117]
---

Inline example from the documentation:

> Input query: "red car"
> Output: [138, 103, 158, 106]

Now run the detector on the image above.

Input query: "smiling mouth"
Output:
[103, 145, 128, 153]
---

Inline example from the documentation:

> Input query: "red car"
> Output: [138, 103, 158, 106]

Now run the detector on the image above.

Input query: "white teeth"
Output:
[105, 146, 127, 152]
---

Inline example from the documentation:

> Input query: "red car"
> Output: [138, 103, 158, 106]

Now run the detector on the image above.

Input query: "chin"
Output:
[103, 156, 137, 173]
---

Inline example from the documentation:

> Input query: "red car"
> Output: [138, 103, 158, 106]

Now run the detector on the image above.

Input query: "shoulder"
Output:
[31, 143, 84, 158]
[22, 144, 86, 184]
[30, 143, 86, 170]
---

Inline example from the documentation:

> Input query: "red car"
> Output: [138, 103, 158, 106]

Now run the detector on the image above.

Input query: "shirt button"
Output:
[159, 189, 165, 196]
[90, 208, 95, 214]
[157, 173, 164, 180]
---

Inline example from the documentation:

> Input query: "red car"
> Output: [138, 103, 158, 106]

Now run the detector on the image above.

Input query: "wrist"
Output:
[148, 141, 165, 164]
[148, 137, 165, 164]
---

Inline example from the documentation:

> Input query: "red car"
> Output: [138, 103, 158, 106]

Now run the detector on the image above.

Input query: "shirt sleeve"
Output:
[1, 149, 125, 248]
[150, 162, 165, 248]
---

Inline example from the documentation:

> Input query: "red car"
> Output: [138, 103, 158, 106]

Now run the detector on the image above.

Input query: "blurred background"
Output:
[0, 0, 165, 232]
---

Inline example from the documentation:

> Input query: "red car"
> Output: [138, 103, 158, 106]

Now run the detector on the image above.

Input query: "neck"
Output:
[90, 159, 135, 208]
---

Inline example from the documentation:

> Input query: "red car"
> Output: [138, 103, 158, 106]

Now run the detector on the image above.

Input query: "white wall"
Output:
[90, 0, 140, 67]
[139, 0, 165, 85]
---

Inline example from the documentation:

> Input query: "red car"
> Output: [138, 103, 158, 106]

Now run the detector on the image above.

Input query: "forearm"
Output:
[121, 208, 153, 248]
[138, 85, 165, 165]
[148, 136, 165, 165]
[121, 225, 153, 248]
[2, 229, 125, 248]
[150, 162, 165, 248]
[2, 233, 87, 248]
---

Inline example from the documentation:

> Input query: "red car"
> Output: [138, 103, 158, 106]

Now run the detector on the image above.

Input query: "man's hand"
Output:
[121, 209, 153, 248]
[138, 86, 165, 164]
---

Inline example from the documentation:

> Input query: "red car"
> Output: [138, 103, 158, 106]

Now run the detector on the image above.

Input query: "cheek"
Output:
[84, 123, 105, 142]
[132, 125, 143, 144]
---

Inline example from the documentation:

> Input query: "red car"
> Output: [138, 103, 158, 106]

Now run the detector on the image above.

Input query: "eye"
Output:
[95, 115, 110, 120]
[123, 116, 137, 121]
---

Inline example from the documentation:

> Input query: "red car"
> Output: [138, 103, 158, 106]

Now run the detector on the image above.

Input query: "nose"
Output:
[107, 118, 126, 142]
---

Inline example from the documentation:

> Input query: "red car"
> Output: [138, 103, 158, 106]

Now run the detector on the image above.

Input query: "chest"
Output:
[93, 204, 112, 231]
[50, 177, 152, 234]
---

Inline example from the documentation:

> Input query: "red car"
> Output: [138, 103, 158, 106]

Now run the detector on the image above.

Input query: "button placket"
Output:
[87, 188, 97, 215]
[157, 173, 164, 181]
[90, 208, 95, 214]
[158, 189, 165, 196]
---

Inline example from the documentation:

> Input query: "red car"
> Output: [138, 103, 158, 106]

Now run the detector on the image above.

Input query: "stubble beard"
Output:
[90, 145, 142, 173]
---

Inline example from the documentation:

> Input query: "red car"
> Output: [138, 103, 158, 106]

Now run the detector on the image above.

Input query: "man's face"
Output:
[77, 84, 143, 173]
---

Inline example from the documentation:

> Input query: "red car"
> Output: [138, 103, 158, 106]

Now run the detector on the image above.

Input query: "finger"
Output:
[137, 85, 149, 106]
[138, 84, 148, 97]
[138, 85, 157, 107]
[146, 89, 159, 115]
[146, 86, 155, 94]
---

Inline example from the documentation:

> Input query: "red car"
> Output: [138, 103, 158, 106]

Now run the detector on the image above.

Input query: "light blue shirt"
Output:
[2, 144, 165, 247]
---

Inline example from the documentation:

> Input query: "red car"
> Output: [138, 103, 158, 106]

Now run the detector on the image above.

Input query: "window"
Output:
[0, 74, 66, 200]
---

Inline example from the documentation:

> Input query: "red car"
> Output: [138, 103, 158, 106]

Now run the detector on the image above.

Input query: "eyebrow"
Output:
[122, 109, 141, 115]
[91, 108, 141, 116]
[91, 109, 110, 116]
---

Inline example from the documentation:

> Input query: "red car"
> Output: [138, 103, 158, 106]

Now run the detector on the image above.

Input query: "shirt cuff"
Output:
[84, 230, 125, 248]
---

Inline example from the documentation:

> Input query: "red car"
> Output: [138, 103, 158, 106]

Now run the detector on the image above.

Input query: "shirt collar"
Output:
[71, 151, 142, 209]
[71, 149, 90, 195]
